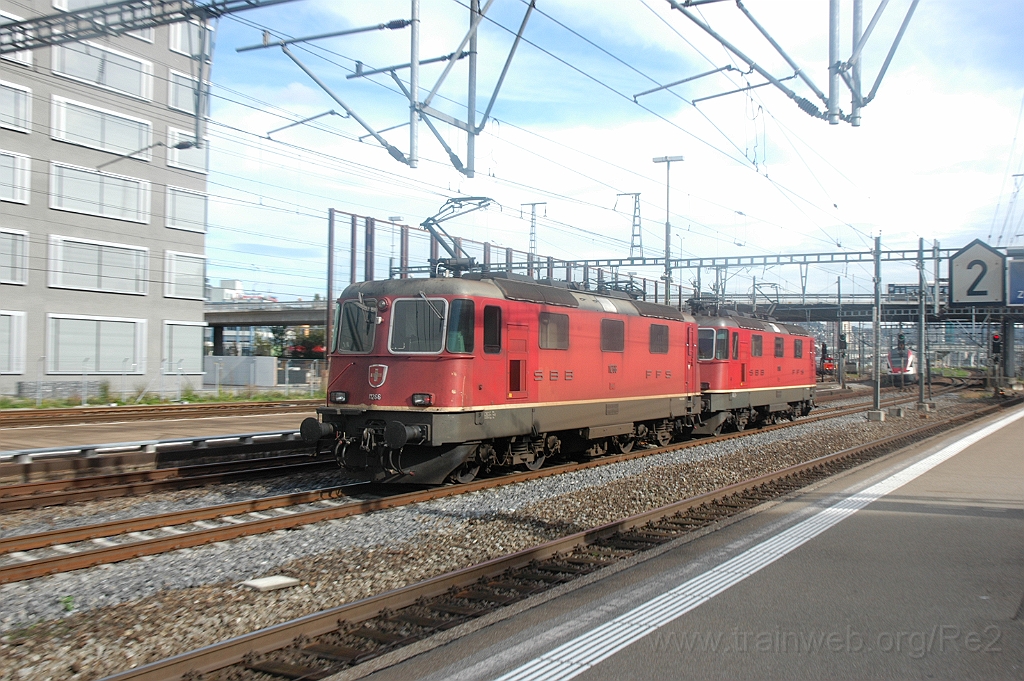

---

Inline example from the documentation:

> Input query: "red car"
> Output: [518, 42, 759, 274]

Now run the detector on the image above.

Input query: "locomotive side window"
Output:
[337, 299, 377, 353]
[698, 329, 715, 359]
[539, 312, 569, 350]
[794, 339, 803, 358]
[751, 334, 763, 357]
[446, 299, 475, 353]
[715, 329, 728, 360]
[389, 298, 447, 353]
[732, 332, 739, 360]
[483, 305, 502, 353]
[601, 319, 625, 352]
[649, 324, 669, 354]
[775, 336, 785, 357]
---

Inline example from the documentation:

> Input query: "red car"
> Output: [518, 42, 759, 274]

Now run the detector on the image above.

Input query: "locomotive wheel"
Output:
[655, 428, 672, 447]
[525, 453, 546, 471]
[450, 463, 480, 484]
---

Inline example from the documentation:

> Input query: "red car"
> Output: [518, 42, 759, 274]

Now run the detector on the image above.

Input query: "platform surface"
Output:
[365, 405, 1024, 681]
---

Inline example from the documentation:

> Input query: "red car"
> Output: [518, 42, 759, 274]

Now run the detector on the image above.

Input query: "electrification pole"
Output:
[872, 235, 882, 413]
[918, 237, 927, 405]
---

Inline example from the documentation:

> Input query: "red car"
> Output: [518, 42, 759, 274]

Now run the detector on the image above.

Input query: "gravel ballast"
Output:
[0, 395, 986, 679]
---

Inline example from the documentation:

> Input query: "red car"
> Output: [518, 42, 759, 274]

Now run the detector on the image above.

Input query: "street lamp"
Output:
[653, 155, 684, 304]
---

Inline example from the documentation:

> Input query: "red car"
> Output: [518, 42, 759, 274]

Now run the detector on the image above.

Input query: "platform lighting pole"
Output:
[653, 155, 683, 304]
[872, 236, 881, 411]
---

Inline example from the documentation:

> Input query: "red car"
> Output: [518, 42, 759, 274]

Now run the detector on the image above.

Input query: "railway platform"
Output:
[0, 411, 314, 451]
[363, 404, 1024, 681]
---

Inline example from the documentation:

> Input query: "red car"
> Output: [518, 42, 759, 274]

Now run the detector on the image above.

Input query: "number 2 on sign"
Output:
[966, 259, 988, 296]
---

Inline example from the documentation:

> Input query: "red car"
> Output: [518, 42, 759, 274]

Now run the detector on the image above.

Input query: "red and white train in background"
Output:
[301, 273, 817, 485]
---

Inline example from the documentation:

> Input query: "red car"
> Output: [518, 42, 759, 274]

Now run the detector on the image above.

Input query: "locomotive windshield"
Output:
[336, 299, 377, 353]
[888, 350, 906, 369]
[390, 297, 448, 353]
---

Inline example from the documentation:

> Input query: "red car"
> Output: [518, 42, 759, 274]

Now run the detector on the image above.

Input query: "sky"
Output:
[200, 0, 1024, 303]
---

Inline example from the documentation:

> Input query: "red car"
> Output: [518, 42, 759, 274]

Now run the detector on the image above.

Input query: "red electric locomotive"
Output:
[693, 316, 816, 435]
[301, 273, 703, 484]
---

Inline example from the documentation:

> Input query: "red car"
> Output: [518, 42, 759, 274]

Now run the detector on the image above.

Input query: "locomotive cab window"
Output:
[539, 312, 569, 350]
[446, 299, 475, 353]
[601, 319, 625, 352]
[389, 297, 447, 353]
[649, 324, 669, 354]
[336, 298, 377, 353]
[732, 332, 739, 360]
[751, 334, 763, 357]
[698, 329, 715, 360]
[483, 305, 502, 353]
[715, 329, 729, 360]
[775, 336, 785, 358]
[794, 339, 803, 358]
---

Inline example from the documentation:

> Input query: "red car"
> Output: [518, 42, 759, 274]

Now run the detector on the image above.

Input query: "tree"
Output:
[269, 326, 289, 357]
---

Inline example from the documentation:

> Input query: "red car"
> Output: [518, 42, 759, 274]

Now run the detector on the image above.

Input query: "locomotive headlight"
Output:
[411, 393, 433, 406]
[329, 391, 349, 404]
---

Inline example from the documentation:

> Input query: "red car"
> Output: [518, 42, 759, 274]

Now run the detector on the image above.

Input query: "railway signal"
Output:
[991, 333, 1002, 355]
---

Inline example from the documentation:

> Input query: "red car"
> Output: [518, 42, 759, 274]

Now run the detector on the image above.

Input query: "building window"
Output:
[0, 80, 31, 133]
[49, 235, 148, 294]
[0, 310, 27, 374]
[775, 336, 785, 358]
[649, 324, 669, 354]
[539, 312, 569, 350]
[0, 149, 31, 204]
[51, 96, 152, 157]
[751, 334, 763, 357]
[600, 318, 625, 353]
[168, 70, 209, 116]
[164, 321, 205, 374]
[52, 41, 153, 100]
[167, 128, 208, 173]
[170, 20, 214, 59]
[165, 186, 208, 233]
[50, 162, 150, 223]
[47, 314, 146, 374]
[0, 12, 33, 67]
[164, 251, 205, 299]
[1, 229, 30, 285]
[51, 1, 155, 41]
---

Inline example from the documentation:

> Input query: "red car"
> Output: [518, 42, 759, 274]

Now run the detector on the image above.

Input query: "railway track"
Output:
[0, 451, 337, 512]
[0, 384, 969, 586]
[100, 395, 1021, 681]
[0, 400, 319, 428]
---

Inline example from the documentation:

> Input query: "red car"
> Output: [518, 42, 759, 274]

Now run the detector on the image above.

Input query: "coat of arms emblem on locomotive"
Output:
[368, 364, 388, 388]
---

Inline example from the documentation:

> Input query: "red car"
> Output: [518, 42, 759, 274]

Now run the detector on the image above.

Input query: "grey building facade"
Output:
[1, 0, 209, 398]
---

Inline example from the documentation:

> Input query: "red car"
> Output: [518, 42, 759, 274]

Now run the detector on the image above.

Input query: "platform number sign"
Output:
[949, 239, 1005, 305]
[1010, 259, 1024, 306]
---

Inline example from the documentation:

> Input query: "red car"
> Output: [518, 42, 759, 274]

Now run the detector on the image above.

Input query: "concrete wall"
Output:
[203, 356, 277, 387]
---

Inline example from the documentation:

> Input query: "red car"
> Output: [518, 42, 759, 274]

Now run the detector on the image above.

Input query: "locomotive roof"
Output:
[339, 276, 695, 322]
[694, 315, 811, 336]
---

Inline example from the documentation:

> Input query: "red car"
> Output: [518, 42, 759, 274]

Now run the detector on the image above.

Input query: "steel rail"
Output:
[0, 400, 319, 428]
[0, 384, 966, 585]
[101, 396, 1022, 681]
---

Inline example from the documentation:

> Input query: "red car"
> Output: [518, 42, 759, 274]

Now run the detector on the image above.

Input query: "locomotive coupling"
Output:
[384, 421, 428, 449]
[300, 418, 336, 445]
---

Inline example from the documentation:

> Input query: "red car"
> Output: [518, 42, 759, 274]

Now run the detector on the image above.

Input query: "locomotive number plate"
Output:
[369, 393, 382, 401]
